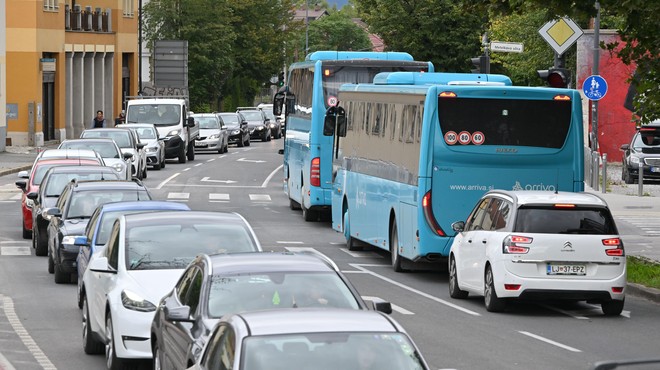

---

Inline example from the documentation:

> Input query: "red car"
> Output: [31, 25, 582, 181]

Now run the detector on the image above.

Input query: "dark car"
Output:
[260, 105, 283, 139]
[621, 123, 660, 184]
[237, 108, 271, 142]
[45, 179, 151, 284]
[218, 112, 250, 147]
[29, 165, 120, 256]
[151, 252, 391, 370]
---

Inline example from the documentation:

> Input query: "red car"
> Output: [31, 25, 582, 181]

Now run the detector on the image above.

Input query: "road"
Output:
[0, 139, 659, 370]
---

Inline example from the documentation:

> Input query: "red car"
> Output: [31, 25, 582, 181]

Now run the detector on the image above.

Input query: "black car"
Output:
[620, 123, 660, 184]
[217, 112, 250, 147]
[45, 179, 151, 284]
[150, 252, 391, 370]
[237, 108, 271, 142]
[28, 165, 120, 257]
[260, 106, 283, 139]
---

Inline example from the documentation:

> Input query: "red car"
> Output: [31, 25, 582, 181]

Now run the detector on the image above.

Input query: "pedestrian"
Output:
[90, 110, 106, 128]
[115, 110, 126, 126]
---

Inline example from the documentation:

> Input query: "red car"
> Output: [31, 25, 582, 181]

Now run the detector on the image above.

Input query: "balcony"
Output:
[65, 5, 112, 33]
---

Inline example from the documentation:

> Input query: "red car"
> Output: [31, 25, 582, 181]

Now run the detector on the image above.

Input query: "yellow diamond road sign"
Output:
[539, 17, 583, 56]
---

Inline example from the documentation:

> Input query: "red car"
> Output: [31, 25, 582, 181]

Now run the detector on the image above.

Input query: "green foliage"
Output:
[627, 256, 660, 289]
[306, 12, 372, 53]
[355, 0, 485, 72]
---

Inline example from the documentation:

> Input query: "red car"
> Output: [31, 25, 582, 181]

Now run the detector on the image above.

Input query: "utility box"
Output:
[153, 40, 188, 88]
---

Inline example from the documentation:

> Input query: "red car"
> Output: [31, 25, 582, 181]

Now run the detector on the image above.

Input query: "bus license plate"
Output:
[547, 264, 586, 275]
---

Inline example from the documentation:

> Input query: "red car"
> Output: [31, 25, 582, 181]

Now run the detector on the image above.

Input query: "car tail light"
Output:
[503, 235, 532, 254]
[603, 238, 624, 256]
[504, 284, 521, 290]
[422, 191, 445, 236]
[310, 157, 320, 187]
[611, 287, 624, 293]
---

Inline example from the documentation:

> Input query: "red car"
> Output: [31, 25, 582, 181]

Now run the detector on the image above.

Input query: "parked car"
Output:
[448, 190, 626, 315]
[187, 309, 430, 370]
[217, 112, 249, 147]
[81, 127, 147, 179]
[191, 113, 229, 153]
[58, 138, 133, 180]
[258, 102, 284, 134]
[45, 179, 152, 284]
[15, 149, 104, 239]
[151, 251, 391, 370]
[259, 104, 283, 139]
[29, 165, 120, 256]
[620, 123, 660, 184]
[80, 211, 262, 368]
[75, 200, 191, 308]
[119, 123, 166, 170]
[237, 108, 271, 142]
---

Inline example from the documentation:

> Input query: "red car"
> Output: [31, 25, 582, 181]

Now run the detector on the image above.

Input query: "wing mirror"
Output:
[165, 305, 193, 322]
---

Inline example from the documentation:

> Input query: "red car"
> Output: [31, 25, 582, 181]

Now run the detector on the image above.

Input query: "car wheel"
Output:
[301, 187, 317, 222]
[82, 295, 104, 354]
[142, 166, 147, 179]
[22, 222, 31, 239]
[35, 226, 47, 256]
[449, 256, 469, 299]
[622, 166, 634, 184]
[54, 259, 71, 284]
[153, 340, 163, 370]
[105, 314, 124, 370]
[601, 299, 624, 316]
[484, 265, 506, 312]
[160, 156, 166, 169]
[178, 144, 187, 163]
[343, 208, 362, 251]
[390, 221, 406, 272]
[48, 252, 54, 273]
[187, 140, 195, 161]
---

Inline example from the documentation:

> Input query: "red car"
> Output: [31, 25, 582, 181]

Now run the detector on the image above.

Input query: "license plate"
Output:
[651, 167, 660, 173]
[547, 263, 586, 275]
[195, 142, 207, 147]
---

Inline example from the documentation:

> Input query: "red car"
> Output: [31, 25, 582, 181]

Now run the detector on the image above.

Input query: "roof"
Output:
[37, 148, 101, 159]
[96, 200, 190, 213]
[487, 190, 609, 207]
[205, 252, 337, 275]
[293, 8, 329, 22]
[34, 158, 101, 167]
[123, 210, 247, 225]
[44, 165, 116, 174]
[233, 309, 398, 336]
[70, 179, 147, 191]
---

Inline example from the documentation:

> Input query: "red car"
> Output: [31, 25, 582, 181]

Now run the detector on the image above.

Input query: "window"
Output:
[43, 0, 58, 11]
[514, 206, 617, 234]
[372, 103, 382, 136]
[176, 267, 197, 303]
[381, 104, 389, 137]
[106, 222, 120, 270]
[123, 0, 134, 17]
[346, 101, 354, 131]
[465, 198, 490, 232]
[204, 325, 236, 370]
[364, 102, 371, 134]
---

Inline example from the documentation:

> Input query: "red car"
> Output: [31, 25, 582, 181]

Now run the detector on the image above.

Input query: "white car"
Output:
[58, 138, 132, 180]
[80, 211, 262, 369]
[119, 123, 166, 170]
[448, 190, 626, 315]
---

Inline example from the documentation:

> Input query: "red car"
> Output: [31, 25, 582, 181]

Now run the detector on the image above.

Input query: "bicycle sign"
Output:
[582, 75, 608, 101]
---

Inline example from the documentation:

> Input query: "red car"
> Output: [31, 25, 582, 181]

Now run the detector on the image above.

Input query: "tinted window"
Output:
[44, 172, 119, 197]
[633, 129, 660, 150]
[465, 199, 490, 232]
[514, 206, 617, 234]
[438, 98, 572, 148]
[195, 117, 219, 129]
[240, 111, 263, 121]
[67, 190, 151, 218]
[219, 114, 239, 125]
[60, 141, 119, 158]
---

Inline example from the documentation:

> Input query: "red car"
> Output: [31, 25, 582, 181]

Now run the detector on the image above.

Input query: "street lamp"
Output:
[138, 0, 143, 94]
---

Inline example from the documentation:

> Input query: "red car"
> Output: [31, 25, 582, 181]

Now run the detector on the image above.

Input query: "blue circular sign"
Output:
[582, 75, 608, 101]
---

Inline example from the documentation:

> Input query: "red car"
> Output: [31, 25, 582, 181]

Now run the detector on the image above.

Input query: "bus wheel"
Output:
[302, 202, 317, 222]
[390, 221, 405, 272]
[343, 208, 362, 251]
[288, 177, 301, 210]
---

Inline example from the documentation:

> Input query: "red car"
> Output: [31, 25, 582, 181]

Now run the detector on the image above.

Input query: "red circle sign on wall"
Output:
[471, 131, 485, 145]
[458, 131, 471, 145]
[444, 131, 458, 145]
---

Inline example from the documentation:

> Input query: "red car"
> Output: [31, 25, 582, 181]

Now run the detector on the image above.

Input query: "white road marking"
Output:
[537, 304, 589, 319]
[349, 263, 481, 316]
[209, 193, 230, 201]
[249, 194, 271, 201]
[206, 158, 217, 162]
[278, 241, 304, 245]
[10, 194, 22, 200]
[340, 248, 384, 258]
[237, 158, 266, 163]
[262, 164, 284, 188]
[0, 247, 31, 256]
[362, 296, 414, 315]
[518, 331, 582, 352]
[0, 351, 16, 370]
[0, 241, 30, 245]
[201, 177, 237, 184]
[341, 270, 369, 274]
[182, 167, 191, 172]
[194, 163, 203, 167]
[156, 172, 180, 190]
[1, 294, 56, 369]
[168, 192, 190, 199]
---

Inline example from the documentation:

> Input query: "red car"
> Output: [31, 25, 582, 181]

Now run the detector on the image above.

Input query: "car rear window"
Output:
[514, 206, 617, 235]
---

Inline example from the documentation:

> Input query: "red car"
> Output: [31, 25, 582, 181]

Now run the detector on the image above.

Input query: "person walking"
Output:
[114, 110, 126, 126]
[90, 110, 106, 128]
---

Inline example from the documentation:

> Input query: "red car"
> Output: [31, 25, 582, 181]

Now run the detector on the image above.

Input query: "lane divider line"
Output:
[156, 172, 180, 190]
[518, 331, 582, 352]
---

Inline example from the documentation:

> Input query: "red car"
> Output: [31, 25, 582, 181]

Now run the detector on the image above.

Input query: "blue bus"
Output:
[326, 72, 584, 271]
[273, 51, 434, 221]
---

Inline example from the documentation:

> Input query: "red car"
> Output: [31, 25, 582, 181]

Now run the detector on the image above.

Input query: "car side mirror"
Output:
[26, 192, 38, 200]
[17, 170, 29, 179]
[451, 221, 465, 232]
[368, 297, 393, 315]
[123, 152, 134, 160]
[15, 180, 27, 191]
[620, 144, 630, 151]
[44, 207, 62, 218]
[136, 143, 146, 150]
[89, 256, 115, 273]
[165, 305, 193, 322]
[70, 235, 89, 247]
[187, 117, 195, 127]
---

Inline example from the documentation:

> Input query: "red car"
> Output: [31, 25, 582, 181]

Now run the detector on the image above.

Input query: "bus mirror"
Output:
[336, 107, 346, 137]
[285, 94, 295, 116]
[273, 92, 285, 116]
[323, 115, 335, 136]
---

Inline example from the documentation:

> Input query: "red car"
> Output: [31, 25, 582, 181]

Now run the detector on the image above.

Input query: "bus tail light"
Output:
[603, 238, 624, 256]
[438, 91, 457, 98]
[503, 235, 532, 254]
[310, 157, 321, 187]
[422, 191, 445, 236]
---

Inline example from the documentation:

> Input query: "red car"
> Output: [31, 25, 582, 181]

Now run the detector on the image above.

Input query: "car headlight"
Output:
[256, 126, 264, 131]
[112, 163, 125, 172]
[26, 198, 35, 209]
[269, 123, 276, 128]
[62, 235, 77, 246]
[231, 130, 240, 135]
[630, 156, 641, 165]
[121, 290, 156, 312]
[167, 129, 181, 137]
[208, 134, 219, 140]
[146, 146, 157, 153]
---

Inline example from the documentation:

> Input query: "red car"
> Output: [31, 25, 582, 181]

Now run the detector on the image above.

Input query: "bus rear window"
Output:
[438, 98, 572, 148]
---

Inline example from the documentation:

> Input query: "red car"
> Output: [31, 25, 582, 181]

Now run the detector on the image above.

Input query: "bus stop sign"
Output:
[582, 75, 608, 101]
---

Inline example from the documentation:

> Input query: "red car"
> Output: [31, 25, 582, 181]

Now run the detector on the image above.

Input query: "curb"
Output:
[626, 282, 660, 304]
[0, 165, 31, 178]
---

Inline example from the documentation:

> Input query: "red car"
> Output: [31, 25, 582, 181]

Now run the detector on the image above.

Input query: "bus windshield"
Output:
[438, 97, 572, 149]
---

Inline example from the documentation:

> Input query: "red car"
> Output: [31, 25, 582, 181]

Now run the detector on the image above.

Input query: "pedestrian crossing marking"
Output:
[9, 194, 21, 200]
[249, 194, 271, 201]
[0, 247, 31, 256]
[209, 193, 230, 201]
[167, 192, 190, 200]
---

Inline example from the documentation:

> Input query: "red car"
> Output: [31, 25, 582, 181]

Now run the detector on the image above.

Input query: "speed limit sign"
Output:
[444, 131, 458, 145]
[458, 131, 471, 145]
[471, 131, 485, 145]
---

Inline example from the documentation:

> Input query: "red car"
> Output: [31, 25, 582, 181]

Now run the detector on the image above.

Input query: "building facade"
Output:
[5, 0, 138, 146]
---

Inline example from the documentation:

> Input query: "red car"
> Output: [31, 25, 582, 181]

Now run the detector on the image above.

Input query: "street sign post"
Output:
[583, 75, 608, 101]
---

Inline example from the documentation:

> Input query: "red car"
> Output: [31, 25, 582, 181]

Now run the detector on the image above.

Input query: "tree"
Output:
[306, 12, 372, 52]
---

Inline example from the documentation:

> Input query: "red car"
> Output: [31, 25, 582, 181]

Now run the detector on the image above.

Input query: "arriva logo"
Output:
[512, 181, 556, 191]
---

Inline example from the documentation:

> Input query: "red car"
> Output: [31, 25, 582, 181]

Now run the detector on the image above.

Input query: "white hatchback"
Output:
[448, 190, 626, 316]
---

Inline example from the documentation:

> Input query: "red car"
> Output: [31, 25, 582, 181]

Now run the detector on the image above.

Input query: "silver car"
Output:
[191, 113, 229, 153]
[58, 138, 132, 180]
[80, 128, 148, 179]
[119, 123, 166, 170]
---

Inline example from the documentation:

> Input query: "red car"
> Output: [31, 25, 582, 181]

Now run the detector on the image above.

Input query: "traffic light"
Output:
[470, 55, 489, 74]
[277, 72, 285, 87]
[537, 68, 571, 88]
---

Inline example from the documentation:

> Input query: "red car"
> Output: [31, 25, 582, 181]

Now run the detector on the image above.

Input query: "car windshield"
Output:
[127, 104, 180, 126]
[67, 190, 150, 219]
[33, 164, 59, 185]
[60, 141, 120, 158]
[240, 112, 262, 121]
[125, 222, 258, 270]
[633, 130, 660, 149]
[240, 332, 426, 370]
[263, 109, 276, 121]
[135, 127, 157, 140]
[207, 272, 359, 318]
[196, 117, 219, 129]
[514, 206, 618, 235]
[44, 172, 118, 197]
[96, 209, 171, 246]
[220, 114, 239, 125]
[82, 131, 132, 149]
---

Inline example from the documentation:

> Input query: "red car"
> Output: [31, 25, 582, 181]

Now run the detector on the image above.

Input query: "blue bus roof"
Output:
[305, 51, 415, 61]
[373, 72, 512, 86]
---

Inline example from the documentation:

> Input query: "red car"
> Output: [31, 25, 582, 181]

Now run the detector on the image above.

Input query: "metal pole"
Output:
[305, 0, 309, 54]
[138, 0, 143, 94]
[591, 1, 600, 153]
[601, 153, 607, 193]
[638, 161, 643, 196]
[592, 151, 599, 191]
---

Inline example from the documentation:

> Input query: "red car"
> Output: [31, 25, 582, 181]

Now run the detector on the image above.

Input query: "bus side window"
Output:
[372, 103, 381, 136]
[381, 104, 388, 137]
[416, 105, 424, 143]
[364, 102, 371, 134]
[390, 104, 398, 141]
[346, 101, 353, 131]
[405, 105, 417, 143]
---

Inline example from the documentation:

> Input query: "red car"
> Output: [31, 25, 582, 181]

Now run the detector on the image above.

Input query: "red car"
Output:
[15, 156, 103, 239]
